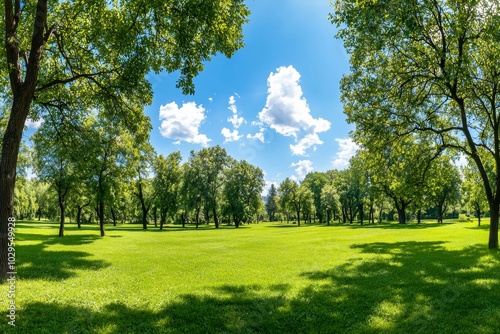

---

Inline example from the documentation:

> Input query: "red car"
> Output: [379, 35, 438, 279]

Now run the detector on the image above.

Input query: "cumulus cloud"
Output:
[159, 102, 210, 146]
[26, 118, 43, 129]
[291, 160, 314, 180]
[332, 138, 359, 169]
[290, 133, 323, 156]
[258, 65, 330, 155]
[221, 127, 242, 143]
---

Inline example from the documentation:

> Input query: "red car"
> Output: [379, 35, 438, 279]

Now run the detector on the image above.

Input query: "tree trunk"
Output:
[212, 204, 219, 228]
[98, 200, 105, 237]
[417, 209, 421, 224]
[111, 208, 117, 227]
[58, 200, 65, 237]
[476, 206, 481, 227]
[488, 200, 499, 248]
[153, 207, 158, 228]
[76, 206, 82, 228]
[359, 203, 364, 225]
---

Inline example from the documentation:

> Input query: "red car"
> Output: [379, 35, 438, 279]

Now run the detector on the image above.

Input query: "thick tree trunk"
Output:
[0, 97, 34, 282]
[417, 209, 422, 224]
[488, 201, 499, 249]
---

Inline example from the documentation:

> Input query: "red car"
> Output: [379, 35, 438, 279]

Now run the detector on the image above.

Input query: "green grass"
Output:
[1, 220, 500, 333]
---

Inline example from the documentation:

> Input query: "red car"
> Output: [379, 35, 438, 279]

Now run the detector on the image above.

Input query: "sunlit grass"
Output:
[1, 219, 499, 333]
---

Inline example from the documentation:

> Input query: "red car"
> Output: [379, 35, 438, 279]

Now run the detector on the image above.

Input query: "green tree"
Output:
[428, 156, 462, 222]
[187, 146, 229, 228]
[222, 160, 264, 228]
[79, 113, 142, 236]
[462, 159, 489, 226]
[32, 116, 78, 236]
[1, 0, 250, 282]
[321, 183, 340, 225]
[154, 152, 183, 230]
[265, 184, 279, 222]
[278, 178, 313, 226]
[332, 0, 500, 246]
[13, 177, 37, 220]
[302, 172, 329, 223]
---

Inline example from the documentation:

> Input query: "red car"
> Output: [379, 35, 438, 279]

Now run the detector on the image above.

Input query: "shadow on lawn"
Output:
[8, 242, 500, 333]
[16, 232, 110, 281]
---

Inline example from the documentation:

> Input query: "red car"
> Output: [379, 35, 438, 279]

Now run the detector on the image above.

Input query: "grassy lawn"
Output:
[1, 220, 499, 333]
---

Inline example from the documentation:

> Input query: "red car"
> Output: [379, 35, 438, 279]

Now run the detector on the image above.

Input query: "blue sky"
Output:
[23, 1, 358, 190]
[144, 0, 357, 190]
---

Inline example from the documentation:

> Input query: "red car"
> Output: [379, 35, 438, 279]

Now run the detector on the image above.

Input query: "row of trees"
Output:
[265, 147, 484, 228]
[22, 110, 265, 236]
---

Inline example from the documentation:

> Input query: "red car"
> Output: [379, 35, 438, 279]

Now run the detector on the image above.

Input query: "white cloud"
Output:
[26, 118, 43, 129]
[291, 160, 314, 180]
[290, 133, 323, 156]
[258, 65, 330, 138]
[247, 127, 265, 143]
[227, 95, 245, 129]
[159, 102, 210, 146]
[258, 65, 330, 155]
[221, 128, 242, 143]
[332, 138, 359, 169]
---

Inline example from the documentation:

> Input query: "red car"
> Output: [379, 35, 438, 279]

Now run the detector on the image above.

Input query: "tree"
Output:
[427, 156, 462, 222]
[1, 0, 250, 283]
[79, 112, 142, 236]
[462, 159, 489, 226]
[132, 147, 157, 230]
[265, 184, 279, 222]
[332, 0, 500, 247]
[154, 152, 183, 230]
[32, 116, 78, 236]
[187, 146, 229, 228]
[360, 137, 440, 224]
[302, 172, 329, 223]
[222, 160, 264, 228]
[278, 178, 313, 226]
[321, 184, 340, 225]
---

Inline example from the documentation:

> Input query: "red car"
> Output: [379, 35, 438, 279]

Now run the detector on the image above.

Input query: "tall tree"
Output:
[321, 183, 340, 225]
[154, 152, 183, 230]
[222, 160, 264, 228]
[187, 146, 229, 228]
[0, 0, 250, 283]
[32, 115, 78, 236]
[462, 158, 490, 226]
[427, 156, 462, 222]
[332, 0, 500, 247]
[302, 172, 329, 223]
[265, 184, 279, 222]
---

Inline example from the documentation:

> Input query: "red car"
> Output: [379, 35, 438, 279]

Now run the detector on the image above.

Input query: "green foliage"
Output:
[265, 184, 279, 222]
[222, 160, 265, 227]
[332, 0, 500, 245]
[3, 220, 500, 333]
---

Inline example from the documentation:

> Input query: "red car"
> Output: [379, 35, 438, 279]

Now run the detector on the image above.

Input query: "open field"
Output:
[1, 220, 500, 333]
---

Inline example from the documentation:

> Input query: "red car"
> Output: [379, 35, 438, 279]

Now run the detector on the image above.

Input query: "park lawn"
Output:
[1, 220, 500, 333]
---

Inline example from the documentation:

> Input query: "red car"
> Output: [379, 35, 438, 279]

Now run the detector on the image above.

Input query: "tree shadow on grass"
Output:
[7, 242, 500, 333]
[16, 232, 110, 281]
